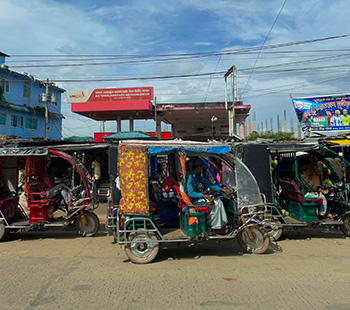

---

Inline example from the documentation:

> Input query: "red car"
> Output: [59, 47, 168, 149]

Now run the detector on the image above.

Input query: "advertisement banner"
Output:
[292, 94, 350, 132]
[67, 87, 153, 104]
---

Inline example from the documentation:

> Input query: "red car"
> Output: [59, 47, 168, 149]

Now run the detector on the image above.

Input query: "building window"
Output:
[25, 117, 38, 130]
[11, 115, 23, 128]
[23, 84, 31, 99]
[1, 79, 9, 93]
[0, 113, 6, 125]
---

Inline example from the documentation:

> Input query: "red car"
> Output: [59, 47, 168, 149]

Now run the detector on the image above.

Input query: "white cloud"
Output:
[1, 0, 350, 136]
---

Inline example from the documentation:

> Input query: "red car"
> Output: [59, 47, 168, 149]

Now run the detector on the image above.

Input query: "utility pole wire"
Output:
[241, 0, 288, 98]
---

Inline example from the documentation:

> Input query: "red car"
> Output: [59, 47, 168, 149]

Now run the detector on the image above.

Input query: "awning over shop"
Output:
[102, 131, 158, 141]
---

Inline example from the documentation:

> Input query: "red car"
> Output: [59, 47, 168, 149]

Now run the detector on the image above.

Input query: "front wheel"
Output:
[341, 214, 350, 236]
[237, 225, 270, 254]
[125, 231, 159, 264]
[75, 212, 100, 237]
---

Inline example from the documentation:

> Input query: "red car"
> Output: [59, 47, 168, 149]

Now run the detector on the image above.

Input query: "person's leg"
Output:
[45, 183, 66, 199]
[305, 192, 327, 216]
[319, 194, 327, 216]
[206, 197, 228, 229]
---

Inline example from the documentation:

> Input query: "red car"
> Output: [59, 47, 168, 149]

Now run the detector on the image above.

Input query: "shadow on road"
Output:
[1, 223, 108, 242]
[279, 227, 346, 241]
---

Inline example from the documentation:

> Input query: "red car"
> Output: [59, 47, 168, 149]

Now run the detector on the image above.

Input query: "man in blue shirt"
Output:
[186, 158, 231, 231]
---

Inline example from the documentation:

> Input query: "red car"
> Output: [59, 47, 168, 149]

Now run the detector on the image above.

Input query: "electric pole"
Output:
[44, 78, 49, 140]
[224, 65, 236, 136]
[40, 79, 57, 141]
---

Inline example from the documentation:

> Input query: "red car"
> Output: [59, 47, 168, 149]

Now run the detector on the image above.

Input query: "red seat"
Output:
[172, 184, 209, 213]
[279, 180, 323, 204]
[28, 192, 58, 224]
[0, 196, 22, 221]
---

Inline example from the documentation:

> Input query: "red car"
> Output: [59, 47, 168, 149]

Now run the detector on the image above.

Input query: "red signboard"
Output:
[90, 87, 153, 102]
[146, 132, 172, 139]
[67, 87, 153, 104]
[94, 132, 115, 142]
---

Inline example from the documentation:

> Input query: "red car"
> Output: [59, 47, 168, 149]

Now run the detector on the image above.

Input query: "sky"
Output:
[1, 0, 350, 137]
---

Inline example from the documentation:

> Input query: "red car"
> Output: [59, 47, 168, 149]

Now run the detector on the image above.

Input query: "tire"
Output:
[262, 218, 283, 241]
[341, 214, 350, 236]
[75, 212, 100, 237]
[237, 225, 270, 254]
[125, 231, 159, 264]
[0, 222, 6, 241]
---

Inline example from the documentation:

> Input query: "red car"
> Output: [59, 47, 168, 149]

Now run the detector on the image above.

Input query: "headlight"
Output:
[80, 190, 87, 198]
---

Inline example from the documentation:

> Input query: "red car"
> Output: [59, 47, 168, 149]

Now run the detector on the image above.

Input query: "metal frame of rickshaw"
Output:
[265, 144, 350, 229]
[0, 146, 99, 236]
[107, 140, 270, 254]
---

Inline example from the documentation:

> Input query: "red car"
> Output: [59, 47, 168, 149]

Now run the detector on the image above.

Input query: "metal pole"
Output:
[154, 96, 157, 136]
[224, 65, 236, 136]
[231, 66, 236, 135]
[44, 78, 49, 140]
[224, 77, 228, 110]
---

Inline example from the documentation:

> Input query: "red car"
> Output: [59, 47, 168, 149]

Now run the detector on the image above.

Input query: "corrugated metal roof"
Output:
[102, 131, 158, 140]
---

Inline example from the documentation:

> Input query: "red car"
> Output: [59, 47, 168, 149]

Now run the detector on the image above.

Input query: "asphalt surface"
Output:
[1, 204, 350, 310]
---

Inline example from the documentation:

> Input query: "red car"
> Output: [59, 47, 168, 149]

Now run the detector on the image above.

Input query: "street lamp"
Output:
[211, 116, 218, 140]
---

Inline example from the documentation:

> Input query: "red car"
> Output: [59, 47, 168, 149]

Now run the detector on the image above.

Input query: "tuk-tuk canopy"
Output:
[0, 147, 48, 156]
[268, 143, 318, 154]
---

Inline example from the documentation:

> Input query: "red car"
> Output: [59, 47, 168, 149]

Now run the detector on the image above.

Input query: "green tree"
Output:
[246, 131, 295, 141]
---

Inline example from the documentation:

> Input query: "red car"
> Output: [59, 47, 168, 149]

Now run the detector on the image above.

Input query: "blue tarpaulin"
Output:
[102, 131, 158, 140]
[148, 145, 231, 154]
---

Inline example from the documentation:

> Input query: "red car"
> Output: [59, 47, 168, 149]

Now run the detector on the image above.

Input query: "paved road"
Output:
[1, 207, 350, 310]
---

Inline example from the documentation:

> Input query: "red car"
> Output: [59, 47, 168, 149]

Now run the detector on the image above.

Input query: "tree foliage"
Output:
[246, 131, 295, 141]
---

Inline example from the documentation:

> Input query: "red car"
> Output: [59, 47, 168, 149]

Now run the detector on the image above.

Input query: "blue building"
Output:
[0, 52, 64, 140]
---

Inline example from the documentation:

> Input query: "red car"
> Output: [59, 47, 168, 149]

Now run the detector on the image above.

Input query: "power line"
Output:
[241, 0, 288, 97]
[8, 33, 350, 69]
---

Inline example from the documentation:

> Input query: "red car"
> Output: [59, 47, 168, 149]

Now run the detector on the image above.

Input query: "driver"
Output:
[298, 157, 331, 218]
[36, 162, 71, 216]
[186, 158, 231, 233]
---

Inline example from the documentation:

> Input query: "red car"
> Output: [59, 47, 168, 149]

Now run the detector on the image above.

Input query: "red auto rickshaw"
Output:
[0, 146, 99, 240]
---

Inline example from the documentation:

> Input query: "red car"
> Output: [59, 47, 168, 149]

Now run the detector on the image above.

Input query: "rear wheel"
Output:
[237, 225, 269, 254]
[0, 222, 6, 241]
[75, 212, 100, 237]
[125, 231, 159, 264]
[262, 218, 283, 241]
[341, 214, 350, 236]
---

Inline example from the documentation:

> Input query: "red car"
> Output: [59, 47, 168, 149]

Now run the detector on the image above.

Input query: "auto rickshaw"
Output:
[235, 142, 350, 240]
[107, 140, 271, 264]
[0, 146, 100, 240]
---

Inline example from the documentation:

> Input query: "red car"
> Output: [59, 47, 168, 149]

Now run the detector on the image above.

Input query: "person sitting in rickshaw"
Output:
[298, 157, 331, 218]
[186, 158, 232, 233]
[36, 162, 71, 216]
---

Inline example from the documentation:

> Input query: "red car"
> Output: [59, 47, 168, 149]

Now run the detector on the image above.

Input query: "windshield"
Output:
[323, 157, 350, 183]
[235, 158, 263, 209]
[222, 162, 236, 188]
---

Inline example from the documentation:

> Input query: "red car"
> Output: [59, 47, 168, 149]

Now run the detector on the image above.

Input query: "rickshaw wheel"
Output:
[0, 222, 6, 241]
[75, 212, 100, 237]
[237, 225, 269, 254]
[340, 214, 350, 236]
[262, 218, 283, 241]
[125, 231, 159, 264]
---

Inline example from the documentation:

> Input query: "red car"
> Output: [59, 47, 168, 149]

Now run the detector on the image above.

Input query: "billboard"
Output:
[292, 94, 350, 132]
[67, 87, 153, 104]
